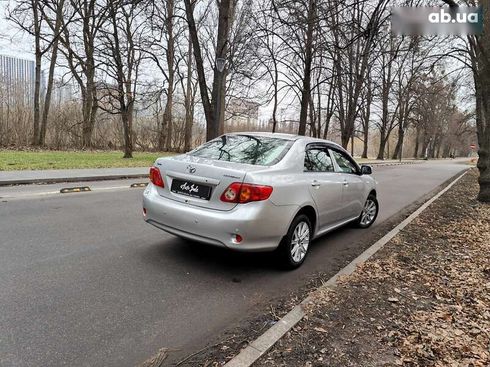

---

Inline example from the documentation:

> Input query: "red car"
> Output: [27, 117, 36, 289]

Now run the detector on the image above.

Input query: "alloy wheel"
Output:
[290, 221, 310, 263]
[360, 199, 377, 226]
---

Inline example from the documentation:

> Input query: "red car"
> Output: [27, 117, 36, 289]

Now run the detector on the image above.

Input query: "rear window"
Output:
[189, 135, 293, 166]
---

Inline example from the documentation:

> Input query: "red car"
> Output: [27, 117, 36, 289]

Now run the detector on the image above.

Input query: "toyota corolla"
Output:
[142, 132, 378, 268]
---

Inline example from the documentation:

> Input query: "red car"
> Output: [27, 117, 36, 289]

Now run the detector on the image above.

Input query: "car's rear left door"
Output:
[304, 144, 344, 231]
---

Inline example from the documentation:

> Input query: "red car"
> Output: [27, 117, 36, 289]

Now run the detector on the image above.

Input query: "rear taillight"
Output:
[220, 182, 273, 203]
[149, 167, 164, 187]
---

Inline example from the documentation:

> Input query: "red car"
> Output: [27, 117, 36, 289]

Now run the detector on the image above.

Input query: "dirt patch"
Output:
[255, 169, 489, 367]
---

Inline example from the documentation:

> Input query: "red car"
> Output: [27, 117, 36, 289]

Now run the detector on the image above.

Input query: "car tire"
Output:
[278, 214, 312, 269]
[356, 194, 379, 228]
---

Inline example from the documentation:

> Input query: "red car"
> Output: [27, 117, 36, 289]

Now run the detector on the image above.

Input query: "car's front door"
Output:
[304, 145, 344, 231]
[329, 149, 365, 219]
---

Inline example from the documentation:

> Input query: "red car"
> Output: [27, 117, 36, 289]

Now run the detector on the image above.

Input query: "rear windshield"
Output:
[189, 135, 293, 166]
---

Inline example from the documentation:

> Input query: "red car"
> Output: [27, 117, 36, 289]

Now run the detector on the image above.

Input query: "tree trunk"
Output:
[308, 96, 316, 137]
[33, 49, 42, 146]
[39, 45, 58, 146]
[377, 52, 392, 160]
[341, 129, 351, 149]
[218, 70, 227, 135]
[164, 0, 175, 151]
[271, 93, 278, 133]
[413, 125, 420, 158]
[163, 89, 173, 152]
[362, 128, 369, 159]
[121, 108, 133, 158]
[183, 36, 193, 152]
[475, 60, 490, 201]
[377, 134, 387, 160]
[323, 82, 334, 140]
[40, 1, 64, 146]
[351, 133, 355, 156]
[361, 83, 372, 159]
[297, 0, 315, 136]
[270, 49, 279, 133]
[475, 4, 490, 202]
[32, 0, 41, 146]
[184, 0, 214, 139]
[316, 83, 322, 138]
[392, 127, 404, 160]
[82, 60, 97, 148]
[323, 112, 332, 140]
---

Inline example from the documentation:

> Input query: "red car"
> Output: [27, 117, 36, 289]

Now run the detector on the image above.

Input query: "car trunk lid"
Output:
[153, 154, 262, 211]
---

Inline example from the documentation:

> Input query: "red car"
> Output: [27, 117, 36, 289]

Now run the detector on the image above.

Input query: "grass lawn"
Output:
[0, 150, 175, 171]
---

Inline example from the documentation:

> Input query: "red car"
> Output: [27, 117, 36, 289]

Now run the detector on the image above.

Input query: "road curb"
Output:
[0, 174, 148, 186]
[367, 161, 423, 166]
[224, 169, 469, 367]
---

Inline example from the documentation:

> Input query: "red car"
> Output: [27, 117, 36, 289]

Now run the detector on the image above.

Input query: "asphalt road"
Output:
[0, 161, 469, 367]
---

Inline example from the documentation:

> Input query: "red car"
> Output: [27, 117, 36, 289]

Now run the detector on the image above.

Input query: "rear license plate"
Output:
[171, 179, 211, 200]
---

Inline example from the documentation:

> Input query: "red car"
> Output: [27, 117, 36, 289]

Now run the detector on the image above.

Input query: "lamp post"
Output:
[214, 57, 226, 138]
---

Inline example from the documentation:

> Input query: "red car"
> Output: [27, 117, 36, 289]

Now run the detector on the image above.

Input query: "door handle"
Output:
[311, 180, 321, 187]
[343, 180, 349, 187]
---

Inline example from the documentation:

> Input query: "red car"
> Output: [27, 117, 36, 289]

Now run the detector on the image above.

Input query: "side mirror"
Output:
[361, 165, 372, 175]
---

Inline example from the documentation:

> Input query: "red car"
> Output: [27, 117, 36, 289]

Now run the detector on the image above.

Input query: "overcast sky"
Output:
[0, 0, 33, 59]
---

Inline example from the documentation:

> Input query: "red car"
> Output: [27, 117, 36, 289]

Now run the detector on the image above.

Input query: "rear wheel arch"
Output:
[293, 205, 317, 235]
[369, 189, 377, 198]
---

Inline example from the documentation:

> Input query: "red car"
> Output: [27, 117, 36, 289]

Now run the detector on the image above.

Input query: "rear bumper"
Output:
[142, 183, 297, 251]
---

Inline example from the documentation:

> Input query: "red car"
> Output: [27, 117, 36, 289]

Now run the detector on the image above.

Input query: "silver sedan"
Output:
[143, 132, 378, 268]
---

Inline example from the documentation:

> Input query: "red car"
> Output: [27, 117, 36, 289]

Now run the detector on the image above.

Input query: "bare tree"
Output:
[181, 35, 198, 152]
[57, 0, 108, 147]
[360, 70, 373, 158]
[328, 0, 391, 148]
[98, 0, 146, 158]
[145, 0, 180, 151]
[252, 4, 282, 132]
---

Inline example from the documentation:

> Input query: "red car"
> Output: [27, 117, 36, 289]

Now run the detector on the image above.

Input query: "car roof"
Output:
[227, 131, 301, 140]
[227, 132, 343, 149]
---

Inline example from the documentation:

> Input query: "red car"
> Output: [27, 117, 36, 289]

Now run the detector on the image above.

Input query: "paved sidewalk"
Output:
[0, 167, 149, 186]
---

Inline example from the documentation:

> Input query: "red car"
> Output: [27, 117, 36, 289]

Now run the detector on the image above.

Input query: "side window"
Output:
[304, 147, 334, 172]
[330, 149, 358, 174]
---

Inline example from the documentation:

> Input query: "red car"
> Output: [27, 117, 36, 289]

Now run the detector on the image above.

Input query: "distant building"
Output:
[0, 54, 42, 105]
[225, 98, 260, 132]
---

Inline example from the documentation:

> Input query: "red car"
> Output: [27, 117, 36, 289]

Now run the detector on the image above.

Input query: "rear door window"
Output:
[304, 146, 335, 172]
[189, 135, 293, 166]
